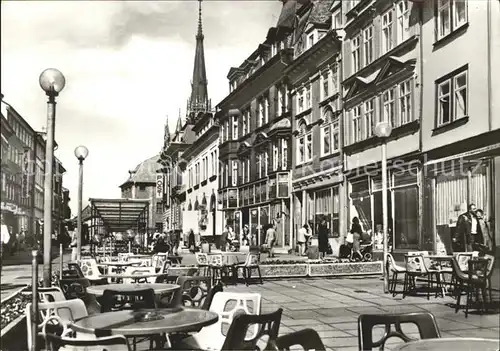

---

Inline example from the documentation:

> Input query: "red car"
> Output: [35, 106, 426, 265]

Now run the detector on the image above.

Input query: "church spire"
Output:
[187, 0, 210, 120]
[175, 108, 182, 133]
[163, 116, 171, 149]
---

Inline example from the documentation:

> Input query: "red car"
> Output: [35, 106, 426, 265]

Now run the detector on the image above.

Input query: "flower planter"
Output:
[1, 287, 30, 351]
[259, 264, 308, 278]
[308, 261, 383, 277]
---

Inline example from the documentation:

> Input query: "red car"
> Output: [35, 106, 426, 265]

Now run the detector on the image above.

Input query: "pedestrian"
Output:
[349, 217, 363, 261]
[476, 209, 493, 253]
[188, 229, 196, 253]
[154, 236, 168, 254]
[297, 224, 307, 256]
[265, 223, 276, 258]
[456, 203, 478, 252]
[242, 224, 250, 246]
[318, 218, 329, 259]
[304, 224, 312, 255]
[220, 225, 230, 251]
[70, 230, 78, 262]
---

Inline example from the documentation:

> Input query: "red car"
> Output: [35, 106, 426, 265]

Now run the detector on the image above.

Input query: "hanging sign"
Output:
[22, 149, 30, 198]
[156, 175, 164, 199]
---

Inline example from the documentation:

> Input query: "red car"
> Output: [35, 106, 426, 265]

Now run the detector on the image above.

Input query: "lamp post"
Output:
[39, 68, 66, 287]
[374, 121, 392, 294]
[74, 145, 89, 261]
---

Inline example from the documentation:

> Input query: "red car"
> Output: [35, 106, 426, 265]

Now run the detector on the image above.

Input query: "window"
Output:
[156, 202, 163, 214]
[242, 109, 248, 135]
[437, 68, 468, 127]
[204, 156, 209, 180]
[273, 142, 279, 171]
[321, 125, 331, 156]
[364, 99, 375, 139]
[396, 0, 410, 44]
[265, 97, 269, 124]
[281, 139, 288, 169]
[332, 10, 342, 29]
[352, 35, 361, 72]
[245, 158, 250, 182]
[277, 85, 288, 114]
[232, 161, 238, 186]
[297, 88, 304, 113]
[331, 64, 338, 94]
[382, 9, 394, 54]
[263, 151, 269, 177]
[321, 71, 330, 101]
[232, 116, 238, 140]
[224, 163, 229, 187]
[363, 25, 374, 66]
[352, 106, 362, 143]
[195, 163, 200, 184]
[305, 85, 312, 109]
[320, 108, 340, 157]
[382, 88, 396, 126]
[306, 133, 312, 162]
[399, 79, 413, 125]
[308, 33, 315, 48]
[437, 0, 467, 40]
[257, 151, 268, 179]
[277, 88, 283, 115]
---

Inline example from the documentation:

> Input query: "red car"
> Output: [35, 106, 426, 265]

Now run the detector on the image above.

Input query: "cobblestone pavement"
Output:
[224, 277, 500, 350]
[2, 252, 499, 350]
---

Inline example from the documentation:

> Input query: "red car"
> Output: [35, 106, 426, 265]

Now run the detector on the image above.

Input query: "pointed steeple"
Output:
[163, 117, 171, 149]
[175, 109, 182, 133]
[187, 0, 210, 120]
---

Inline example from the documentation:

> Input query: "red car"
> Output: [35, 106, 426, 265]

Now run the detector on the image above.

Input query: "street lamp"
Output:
[74, 145, 89, 261]
[39, 68, 66, 287]
[374, 121, 392, 294]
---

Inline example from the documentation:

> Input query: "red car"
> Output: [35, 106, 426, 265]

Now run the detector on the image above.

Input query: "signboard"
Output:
[22, 149, 30, 198]
[155, 174, 163, 199]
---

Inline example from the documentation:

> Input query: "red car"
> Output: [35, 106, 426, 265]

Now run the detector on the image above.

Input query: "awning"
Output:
[89, 198, 149, 232]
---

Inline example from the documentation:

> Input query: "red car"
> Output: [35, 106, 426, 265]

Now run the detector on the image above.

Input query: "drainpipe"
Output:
[487, 0, 492, 131]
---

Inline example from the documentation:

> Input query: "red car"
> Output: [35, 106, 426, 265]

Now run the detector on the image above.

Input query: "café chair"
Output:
[267, 328, 326, 351]
[357, 312, 441, 350]
[171, 276, 212, 308]
[45, 333, 131, 351]
[236, 253, 263, 286]
[122, 266, 156, 284]
[37, 287, 67, 303]
[386, 253, 406, 297]
[195, 252, 210, 276]
[26, 299, 89, 351]
[67, 263, 85, 278]
[221, 308, 283, 351]
[178, 292, 262, 351]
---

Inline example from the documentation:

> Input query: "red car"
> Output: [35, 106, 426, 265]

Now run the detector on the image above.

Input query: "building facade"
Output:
[1, 99, 68, 246]
[119, 155, 163, 234]
[288, 0, 345, 253]
[216, 4, 298, 250]
[419, 0, 500, 254]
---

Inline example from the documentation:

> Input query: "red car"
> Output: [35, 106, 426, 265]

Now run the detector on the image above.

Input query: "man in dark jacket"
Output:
[455, 203, 478, 252]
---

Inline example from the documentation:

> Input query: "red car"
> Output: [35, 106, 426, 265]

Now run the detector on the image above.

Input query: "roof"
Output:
[89, 198, 150, 232]
[120, 155, 161, 187]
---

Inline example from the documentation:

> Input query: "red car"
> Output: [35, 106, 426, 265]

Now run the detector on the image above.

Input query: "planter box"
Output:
[308, 261, 383, 277]
[1, 287, 30, 351]
[259, 264, 308, 278]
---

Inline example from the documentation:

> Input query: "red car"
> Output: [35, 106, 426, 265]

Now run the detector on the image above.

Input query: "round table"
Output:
[100, 262, 134, 267]
[393, 338, 499, 351]
[128, 254, 152, 259]
[71, 308, 219, 335]
[87, 283, 179, 296]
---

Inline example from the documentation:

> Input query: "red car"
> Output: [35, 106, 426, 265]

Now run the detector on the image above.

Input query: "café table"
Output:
[71, 307, 219, 336]
[392, 337, 499, 351]
[101, 273, 167, 283]
[128, 254, 152, 259]
[87, 283, 180, 296]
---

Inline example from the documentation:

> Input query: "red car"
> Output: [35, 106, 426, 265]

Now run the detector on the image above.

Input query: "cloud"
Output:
[1, 0, 282, 216]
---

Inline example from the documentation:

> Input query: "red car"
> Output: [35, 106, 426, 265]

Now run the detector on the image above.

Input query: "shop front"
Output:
[222, 172, 291, 250]
[348, 163, 421, 253]
[423, 146, 499, 254]
[292, 175, 343, 253]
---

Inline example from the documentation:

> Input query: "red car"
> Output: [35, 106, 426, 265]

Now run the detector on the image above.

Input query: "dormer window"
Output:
[307, 32, 315, 48]
[332, 9, 342, 29]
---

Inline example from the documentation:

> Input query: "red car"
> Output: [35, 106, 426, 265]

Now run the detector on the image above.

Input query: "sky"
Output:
[1, 0, 282, 216]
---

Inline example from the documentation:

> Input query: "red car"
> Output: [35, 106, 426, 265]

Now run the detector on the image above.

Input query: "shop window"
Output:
[394, 186, 418, 249]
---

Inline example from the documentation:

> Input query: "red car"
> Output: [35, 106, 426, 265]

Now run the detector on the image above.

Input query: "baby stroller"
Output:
[339, 234, 373, 262]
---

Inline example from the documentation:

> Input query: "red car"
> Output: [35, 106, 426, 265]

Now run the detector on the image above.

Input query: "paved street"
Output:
[2, 252, 499, 350]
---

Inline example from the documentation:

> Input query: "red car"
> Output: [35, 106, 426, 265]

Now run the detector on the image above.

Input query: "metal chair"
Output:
[268, 328, 326, 351]
[45, 333, 131, 351]
[357, 312, 441, 350]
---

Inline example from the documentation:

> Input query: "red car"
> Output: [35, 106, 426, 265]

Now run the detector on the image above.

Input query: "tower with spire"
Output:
[186, 0, 211, 122]
[163, 117, 171, 149]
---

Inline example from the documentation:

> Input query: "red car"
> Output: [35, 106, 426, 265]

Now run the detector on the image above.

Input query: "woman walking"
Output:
[318, 218, 329, 259]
